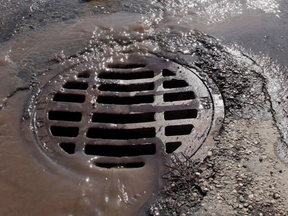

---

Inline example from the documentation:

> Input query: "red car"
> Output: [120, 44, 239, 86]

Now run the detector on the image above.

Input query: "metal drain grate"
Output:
[27, 56, 223, 170]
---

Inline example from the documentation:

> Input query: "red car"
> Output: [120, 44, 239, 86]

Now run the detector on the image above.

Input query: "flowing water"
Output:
[0, 0, 288, 215]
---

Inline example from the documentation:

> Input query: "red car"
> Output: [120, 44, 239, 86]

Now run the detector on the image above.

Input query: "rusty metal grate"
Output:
[28, 56, 223, 170]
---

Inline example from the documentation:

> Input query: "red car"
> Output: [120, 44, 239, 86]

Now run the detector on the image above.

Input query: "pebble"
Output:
[207, 151, 213, 157]
[273, 193, 280, 199]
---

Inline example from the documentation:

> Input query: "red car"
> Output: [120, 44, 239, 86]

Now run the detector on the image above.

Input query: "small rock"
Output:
[273, 193, 280, 199]
[207, 151, 213, 157]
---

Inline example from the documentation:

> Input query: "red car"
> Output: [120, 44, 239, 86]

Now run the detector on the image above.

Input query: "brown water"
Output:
[0, 0, 287, 215]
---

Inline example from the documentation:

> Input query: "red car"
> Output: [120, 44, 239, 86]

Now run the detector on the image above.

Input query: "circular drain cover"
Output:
[23, 55, 224, 172]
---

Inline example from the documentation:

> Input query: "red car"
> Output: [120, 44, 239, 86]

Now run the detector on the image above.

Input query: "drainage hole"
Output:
[164, 109, 197, 120]
[63, 82, 88, 90]
[162, 69, 175, 77]
[49, 111, 82, 122]
[106, 63, 146, 69]
[50, 126, 79, 137]
[163, 91, 195, 102]
[97, 95, 154, 105]
[92, 112, 155, 124]
[87, 128, 155, 140]
[95, 162, 145, 169]
[165, 142, 182, 154]
[163, 79, 189, 89]
[78, 70, 91, 78]
[99, 83, 154, 92]
[59, 143, 76, 154]
[98, 71, 154, 80]
[165, 125, 193, 136]
[53, 93, 85, 103]
[85, 144, 156, 157]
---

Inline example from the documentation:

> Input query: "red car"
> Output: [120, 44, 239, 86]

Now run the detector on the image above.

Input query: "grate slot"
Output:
[95, 162, 145, 169]
[165, 125, 193, 136]
[50, 126, 79, 137]
[99, 83, 154, 92]
[85, 144, 156, 157]
[107, 63, 146, 69]
[92, 112, 155, 124]
[98, 71, 154, 80]
[48, 111, 82, 122]
[87, 128, 155, 140]
[164, 109, 197, 120]
[63, 82, 88, 90]
[59, 143, 76, 154]
[165, 142, 182, 154]
[164, 91, 195, 102]
[97, 95, 154, 105]
[163, 79, 189, 89]
[162, 69, 175, 77]
[53, 93, 85, 103]
[78, 70, 91, 78]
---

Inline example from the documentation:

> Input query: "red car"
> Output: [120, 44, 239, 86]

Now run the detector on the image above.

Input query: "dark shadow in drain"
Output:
[163, 79, 189, 89]
[59, 143, 76, 154]
[77, 70, 91, 78]
[87, 128, 155, 139]
[164, 91, 195, 102]
[95, 162, 145, 169]
[98, 71, 154, 80]
[97, 95, 154, 105]
[53, 93, 85, 103]
[63, 82, 88, 90]
[107, 63, 146, 69]
[49, 111, 82, 122]
[99, 83, 154, 92]
[50, 126, 79, 137]
[164, 109, 197, 120]
[165, 125, 193, 136]
[165, 142, 182, 154]
[162, 69, 175, 76]
[85, 144, 156, 157]
[92, 112, 155, 123]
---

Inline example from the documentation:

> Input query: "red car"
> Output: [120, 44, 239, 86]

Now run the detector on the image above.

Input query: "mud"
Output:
[1, 0, 288, 216]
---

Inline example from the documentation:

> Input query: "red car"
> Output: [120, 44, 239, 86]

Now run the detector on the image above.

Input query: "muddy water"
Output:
[0, 0, 288, 215]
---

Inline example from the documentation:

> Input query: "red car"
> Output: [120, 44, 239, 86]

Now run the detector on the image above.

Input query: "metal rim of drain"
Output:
[22, 55, 224, 172]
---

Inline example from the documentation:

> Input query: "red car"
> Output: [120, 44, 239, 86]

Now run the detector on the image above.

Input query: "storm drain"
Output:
[26, 56, 224, 170]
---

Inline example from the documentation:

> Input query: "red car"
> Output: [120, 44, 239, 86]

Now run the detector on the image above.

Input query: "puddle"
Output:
[0, 0, 288, 215]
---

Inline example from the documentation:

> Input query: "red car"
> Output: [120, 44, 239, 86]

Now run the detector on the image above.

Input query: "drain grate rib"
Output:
[30, 56, 222, 170]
